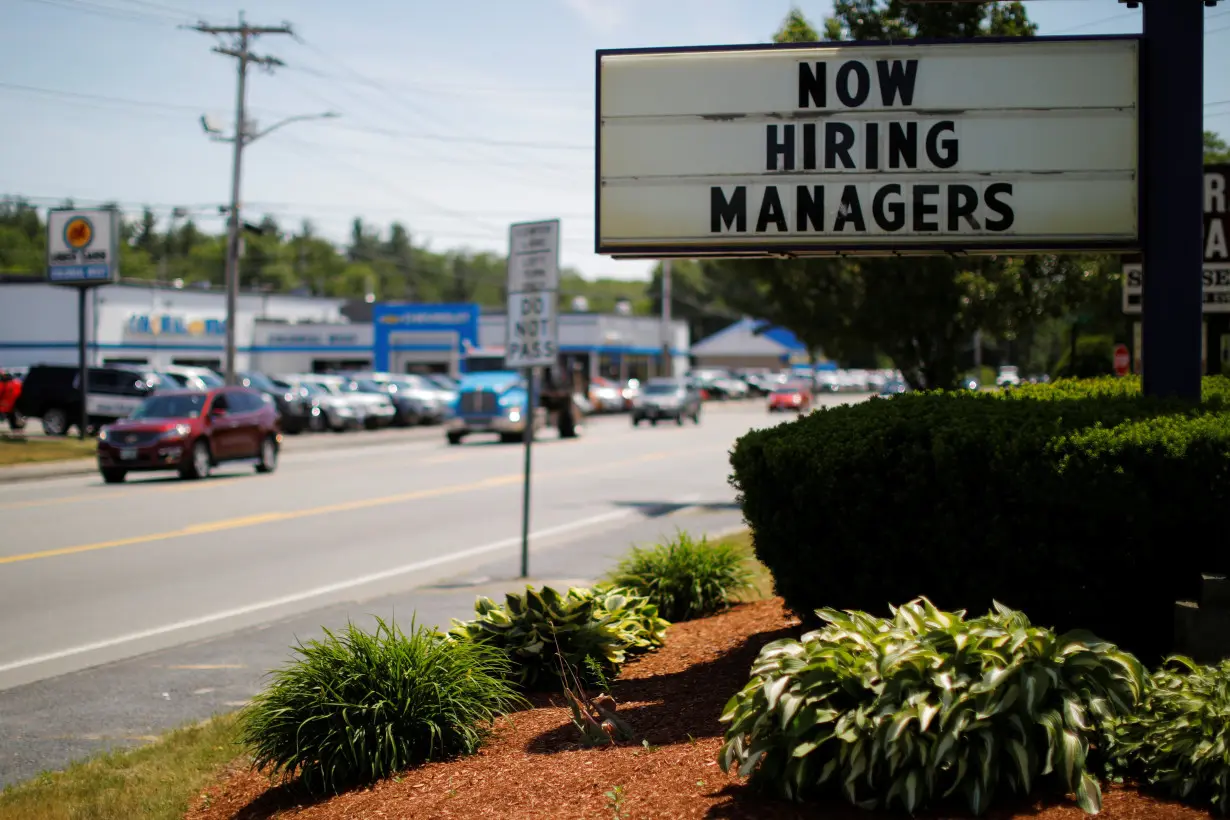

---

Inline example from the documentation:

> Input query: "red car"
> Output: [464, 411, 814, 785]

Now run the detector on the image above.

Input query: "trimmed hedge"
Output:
[729, 376, 1230, 661]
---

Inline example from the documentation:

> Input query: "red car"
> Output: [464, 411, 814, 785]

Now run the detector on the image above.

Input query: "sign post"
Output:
[46, 209, 119, 439]
[504, 219, 561, 579]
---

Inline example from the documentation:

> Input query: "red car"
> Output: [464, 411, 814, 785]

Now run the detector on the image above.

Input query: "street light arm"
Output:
[246, 111, 339, 144]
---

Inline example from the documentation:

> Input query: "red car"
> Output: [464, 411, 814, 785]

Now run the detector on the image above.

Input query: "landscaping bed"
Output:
[185, 599, 1208, 820]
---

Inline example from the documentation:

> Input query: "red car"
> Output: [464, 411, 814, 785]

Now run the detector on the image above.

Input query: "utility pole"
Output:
[192, 14, 293, 385]
[660, 259, 672, 378]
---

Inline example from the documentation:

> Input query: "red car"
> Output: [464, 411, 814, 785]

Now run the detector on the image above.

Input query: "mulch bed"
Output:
[186, 599, 1210, 820]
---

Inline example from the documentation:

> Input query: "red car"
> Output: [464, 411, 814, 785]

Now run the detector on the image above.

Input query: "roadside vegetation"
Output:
[0, 714, 239, 820]
[0, 433, 95, 466]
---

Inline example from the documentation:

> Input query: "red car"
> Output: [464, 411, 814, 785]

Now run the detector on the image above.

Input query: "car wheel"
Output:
[650, 418, 658, 426]
[447, 431, 465, 446]
[693, 411, 701, 424]
[7, 411, 25, 430]
[180, 440, 212, 480]
[42, 407, 69, 436]
[309, 411, 327, 432]
[632, 416, 641, 427]
[675, 413, 684, 426]
[255, 435, 278, 474]
[100, 468, 126, 484]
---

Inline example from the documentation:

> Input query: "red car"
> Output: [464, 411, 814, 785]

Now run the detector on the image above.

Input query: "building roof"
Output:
[691, 318, 807, 357]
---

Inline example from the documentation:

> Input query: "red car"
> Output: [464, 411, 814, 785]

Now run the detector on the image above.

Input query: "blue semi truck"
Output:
[445, 353, 584, 445]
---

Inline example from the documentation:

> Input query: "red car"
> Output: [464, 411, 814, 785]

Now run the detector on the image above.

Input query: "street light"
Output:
[200, 109, 339, 384]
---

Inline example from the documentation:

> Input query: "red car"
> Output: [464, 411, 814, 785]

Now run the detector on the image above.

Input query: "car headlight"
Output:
[98, 428, 110, 442]
[160, 424, 191, 440]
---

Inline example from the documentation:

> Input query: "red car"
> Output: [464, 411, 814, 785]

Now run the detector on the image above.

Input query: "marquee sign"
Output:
[595, 37, 1140, 258]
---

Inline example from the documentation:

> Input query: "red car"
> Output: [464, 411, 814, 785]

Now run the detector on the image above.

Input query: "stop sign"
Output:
[1113, 344, 1131, 377]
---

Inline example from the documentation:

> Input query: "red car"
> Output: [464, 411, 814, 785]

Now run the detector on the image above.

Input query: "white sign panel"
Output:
[47, 208, 120, 284]
[507, 219, 561, 293]
[506, 219, 561, 368]
[505, 291, 558, 368]
[1122, 263, 1230, 314]
[596, 38, 1140, 258]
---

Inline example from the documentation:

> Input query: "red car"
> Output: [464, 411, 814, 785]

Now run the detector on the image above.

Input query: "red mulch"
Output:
[186, 599, 1210, 820]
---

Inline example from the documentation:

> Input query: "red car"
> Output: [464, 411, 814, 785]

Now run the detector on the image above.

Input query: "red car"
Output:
[97, 386, 281, 483]
[768, 382, 813, 414]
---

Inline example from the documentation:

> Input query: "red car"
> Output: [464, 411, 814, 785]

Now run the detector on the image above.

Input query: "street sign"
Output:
[1113, 343, 1131, 377]
[506, 291, 558, 367]
[1122, 263, 1230, 314]
[47, 208, 119, 285]
[505, 219, 561, 368]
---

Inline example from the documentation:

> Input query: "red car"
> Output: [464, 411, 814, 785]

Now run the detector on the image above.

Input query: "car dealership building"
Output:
[0, 278, 690, 381]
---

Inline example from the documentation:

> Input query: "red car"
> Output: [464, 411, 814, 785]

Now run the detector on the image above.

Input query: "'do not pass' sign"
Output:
[505, 219, 561, 368]
[596, 38, 1140, 258]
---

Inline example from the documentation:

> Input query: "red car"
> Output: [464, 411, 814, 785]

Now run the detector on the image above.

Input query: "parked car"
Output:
[347, 372, 449, 425]
[814, 370, 842, 393]
[96, 386, 280, 483]
[631, 377, 702, 426]
[275, 377, 361, 432]
[996, 365, 1022, 388]
[158, 365, 225, 392]
[238, 371, 320, 434]
[879, 378, 909, 396]
[15, 363, 161, 436]
[768, 381, 813, 413]
[446, 370, 546, 445]
[310, 374, 397, 430]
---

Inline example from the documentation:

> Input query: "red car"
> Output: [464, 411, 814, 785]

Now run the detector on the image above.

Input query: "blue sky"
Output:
[2, 0, 1228, 281]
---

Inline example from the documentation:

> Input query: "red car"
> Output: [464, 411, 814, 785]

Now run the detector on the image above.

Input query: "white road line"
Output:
[0, 507, 638, 676]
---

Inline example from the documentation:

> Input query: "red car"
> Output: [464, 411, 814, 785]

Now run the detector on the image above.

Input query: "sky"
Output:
[2, 0, 1229, 282]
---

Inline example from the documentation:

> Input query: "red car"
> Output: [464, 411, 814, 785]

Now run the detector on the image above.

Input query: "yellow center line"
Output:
[0, 448, 691, 567]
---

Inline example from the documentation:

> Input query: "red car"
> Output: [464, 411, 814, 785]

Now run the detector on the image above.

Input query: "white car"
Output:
[158, 365, 224, 392]
[276, 375, 366, 432]
[996, 366, 1022, 388]
[310, 374, 397, 429]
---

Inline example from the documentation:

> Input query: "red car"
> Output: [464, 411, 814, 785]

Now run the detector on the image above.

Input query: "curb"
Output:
[0, 459, 98, 484]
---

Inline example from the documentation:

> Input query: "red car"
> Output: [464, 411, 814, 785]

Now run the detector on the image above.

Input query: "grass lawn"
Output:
[0, 530, 764, 818]
[0, 434, 96, 466]
[0, 714, 243, 820]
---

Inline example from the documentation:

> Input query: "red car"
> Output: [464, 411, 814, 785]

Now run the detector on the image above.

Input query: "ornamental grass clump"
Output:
[606, 531, 755, 622]
[1107, 656, 1230, 813]
[719, 598, 1147, 816]
[449, 584, 668, 691]
[238, 616, 523, 796]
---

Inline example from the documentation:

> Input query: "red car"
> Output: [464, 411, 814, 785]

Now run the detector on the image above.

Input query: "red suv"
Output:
[97, 387, 281, 483]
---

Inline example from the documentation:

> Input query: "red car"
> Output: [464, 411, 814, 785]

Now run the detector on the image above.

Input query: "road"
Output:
[0, 396, 867, 787]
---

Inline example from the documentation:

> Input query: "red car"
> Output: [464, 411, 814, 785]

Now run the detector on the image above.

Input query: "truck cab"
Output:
[446, 371, 546, 445]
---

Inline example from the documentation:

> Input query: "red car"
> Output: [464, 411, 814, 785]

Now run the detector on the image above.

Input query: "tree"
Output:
[1205, 131, 1230, 164]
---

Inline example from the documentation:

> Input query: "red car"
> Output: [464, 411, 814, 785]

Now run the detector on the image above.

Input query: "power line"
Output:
[19, 0, 187, 25]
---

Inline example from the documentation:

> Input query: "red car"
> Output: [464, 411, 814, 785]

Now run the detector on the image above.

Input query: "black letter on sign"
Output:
[797, 185, 824, 232]
[799, 62, 825, 108]
[864, 122, 880, 170]
[876, 60, 919, 106]
[766, 124, 795, 171]
[888, 122, 917, 169]
[912, 184, 940, 231]
[825, 123, 856, 170]
[925, 121, 958, 169]
[833, 185, 866, 232]
[835, 61, 870, 107]
[757, 187, 788, 233]
[802, 123, 817, 170]
[872, 184, 905, 232]
[984, 183, 1015, 231]
[711, 186, 747, 233]
[947, 185, 979, 231]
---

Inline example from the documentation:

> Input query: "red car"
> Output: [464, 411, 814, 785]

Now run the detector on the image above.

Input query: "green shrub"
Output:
[719, 598, 1146, 816]
[605, 531, 755, 622]
[730, 376, 1230, 660]
[448, 584, 668, 691]
[1107, 656, 1230, 813]
[238, 617, 523, 795]
[1054, 334, 1117, 379]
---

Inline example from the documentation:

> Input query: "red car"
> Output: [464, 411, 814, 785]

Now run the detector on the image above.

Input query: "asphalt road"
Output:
[0, 396, 868, 786]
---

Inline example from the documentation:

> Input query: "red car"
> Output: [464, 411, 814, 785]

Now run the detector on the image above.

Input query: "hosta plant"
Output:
[238, 616, 523, 795]
[605, 530, 756, 622]
[449, 584, 668, 690]
[719, 598, 1147, 816]
[1106, 656, 1230, 813]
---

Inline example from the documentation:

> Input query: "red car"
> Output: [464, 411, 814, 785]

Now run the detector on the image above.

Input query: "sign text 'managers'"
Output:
[711, 57, 1014, 236]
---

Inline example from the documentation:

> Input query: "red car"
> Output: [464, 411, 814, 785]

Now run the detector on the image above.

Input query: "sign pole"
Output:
[77, 285, 89, 440]
[520, 366, 535, 579]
